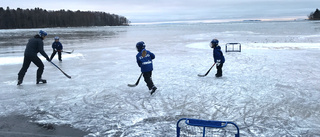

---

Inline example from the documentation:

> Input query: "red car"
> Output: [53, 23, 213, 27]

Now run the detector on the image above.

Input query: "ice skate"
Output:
[150, 86, 157, 95]
[17, 79, 23, 85]
[36, 79, 47, 84]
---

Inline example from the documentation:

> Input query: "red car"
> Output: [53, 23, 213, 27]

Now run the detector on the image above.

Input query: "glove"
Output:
[216, 60, 221, 66]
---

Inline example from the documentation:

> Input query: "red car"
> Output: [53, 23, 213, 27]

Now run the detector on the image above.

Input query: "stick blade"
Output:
[64, 49, 74, 54]
[197, 74, 206, 77]
[127, 84, 137, 87]
[62, 72, 71, 79]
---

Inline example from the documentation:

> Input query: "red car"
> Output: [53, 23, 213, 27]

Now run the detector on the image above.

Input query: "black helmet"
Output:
[210, 39, 219, 48]
[136, 41, 146, 52]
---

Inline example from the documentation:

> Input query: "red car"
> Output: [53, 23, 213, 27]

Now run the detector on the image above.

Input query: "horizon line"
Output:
[130, 16, 308, 25]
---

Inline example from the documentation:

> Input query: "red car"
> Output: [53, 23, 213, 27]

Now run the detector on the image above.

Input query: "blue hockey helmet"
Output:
[210, 39, 219, 48]
[39, 30, 47, 37]
[136, 41, 146, 52]
[54, 36, 59, 40]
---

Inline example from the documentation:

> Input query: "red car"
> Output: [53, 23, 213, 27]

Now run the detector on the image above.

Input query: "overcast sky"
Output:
[1, 0, 318, 23]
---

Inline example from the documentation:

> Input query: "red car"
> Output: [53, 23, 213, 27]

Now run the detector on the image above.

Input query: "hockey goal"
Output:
[177, 118, 240, 137]
[225, 43, 241, 52]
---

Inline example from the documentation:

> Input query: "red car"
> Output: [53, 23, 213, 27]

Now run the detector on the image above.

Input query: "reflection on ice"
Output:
[0, 53, 84, 65]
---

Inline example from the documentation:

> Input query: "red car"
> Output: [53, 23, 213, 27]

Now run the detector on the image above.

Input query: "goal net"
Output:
[177, 118, 240, 137]
[225, 43, 241, 52]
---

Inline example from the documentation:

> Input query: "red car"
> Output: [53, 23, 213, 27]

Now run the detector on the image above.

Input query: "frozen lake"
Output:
[0, 20, 320, 136]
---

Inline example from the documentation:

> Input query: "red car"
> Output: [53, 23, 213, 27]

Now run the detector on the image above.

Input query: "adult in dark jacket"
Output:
[50, 36, 63, 61]
[210, 39, 225, 77]
[17, 30, 50, 85]
[136, 41, 157, 95]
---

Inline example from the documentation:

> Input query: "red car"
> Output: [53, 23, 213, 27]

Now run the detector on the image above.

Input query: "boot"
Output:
[36, 79, 47, 84]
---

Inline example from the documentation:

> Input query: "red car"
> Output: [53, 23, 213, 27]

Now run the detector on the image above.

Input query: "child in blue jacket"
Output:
[136, 41, 157, 95]
[50, 36, 63, 61]
[210, 39, 225, 77]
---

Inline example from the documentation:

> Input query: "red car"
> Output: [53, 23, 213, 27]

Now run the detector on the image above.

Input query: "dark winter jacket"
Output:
[52, 41, 63, 51]
[24, 35, 49, 59]
[213, 45, 225, 63]
[136, 49, 155, 73]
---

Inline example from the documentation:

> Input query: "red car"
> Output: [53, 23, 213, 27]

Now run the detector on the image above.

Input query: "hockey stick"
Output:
[62, 49, 74, 54]
[127, 73, 143, 87]
[49, 61, 71, 79]
[198, 63, 216, 77]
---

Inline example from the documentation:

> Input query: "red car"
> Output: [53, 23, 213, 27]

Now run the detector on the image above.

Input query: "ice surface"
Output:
[0, 20, 320, 136]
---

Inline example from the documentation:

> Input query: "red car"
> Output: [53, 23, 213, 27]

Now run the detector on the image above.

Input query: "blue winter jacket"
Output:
[136, 49, 155, 72]
[213, 46, 225, 63]
[52, 41, 63, 51]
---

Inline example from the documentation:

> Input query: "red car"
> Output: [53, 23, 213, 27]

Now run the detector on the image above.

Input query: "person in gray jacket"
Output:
[17, 30, 50, 85]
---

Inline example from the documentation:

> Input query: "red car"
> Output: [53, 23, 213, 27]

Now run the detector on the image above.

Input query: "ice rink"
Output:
[1, 20, 320, 136]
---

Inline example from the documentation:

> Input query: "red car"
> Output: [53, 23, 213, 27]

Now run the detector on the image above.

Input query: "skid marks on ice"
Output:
[234, 82, 320, 136]
[101, 83, 229, 136]
[76, 88, 128, 136]
[239, 99, 312, 136]
[77, 86, 171, 136]
[25, 88, 84, 125]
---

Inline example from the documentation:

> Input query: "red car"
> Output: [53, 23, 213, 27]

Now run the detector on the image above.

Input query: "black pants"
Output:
[216, 63, 223, 77]
[18, 55, 44, 80]
[50, 50, 62, 61]
[143, 71, 155, 90]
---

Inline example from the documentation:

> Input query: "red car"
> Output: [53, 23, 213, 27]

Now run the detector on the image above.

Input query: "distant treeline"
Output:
[0, 7, 130, 29]
[308, 8, 320, 20]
